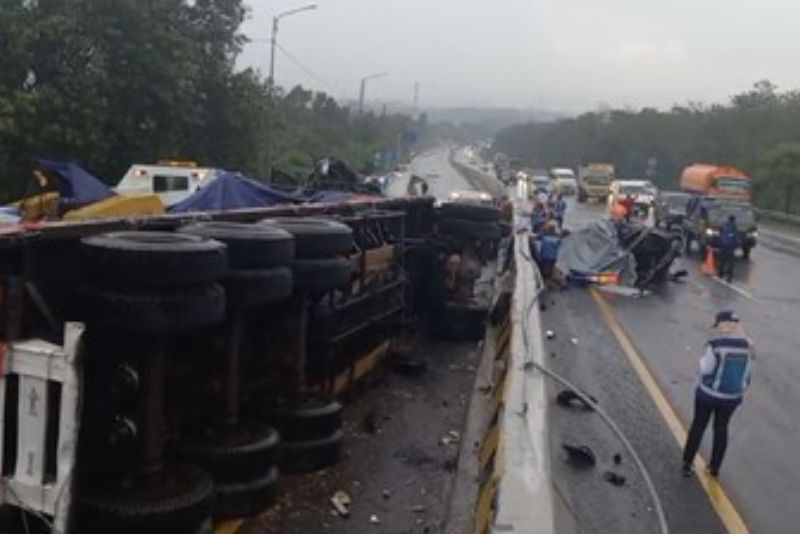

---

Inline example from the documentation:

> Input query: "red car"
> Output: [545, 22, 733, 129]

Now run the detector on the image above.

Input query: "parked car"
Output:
[682, 198, 758, 259]
[654, 191, 691, 230]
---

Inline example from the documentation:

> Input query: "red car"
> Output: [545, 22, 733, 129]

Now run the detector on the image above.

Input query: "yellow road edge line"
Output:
[590, 289, 749, 534]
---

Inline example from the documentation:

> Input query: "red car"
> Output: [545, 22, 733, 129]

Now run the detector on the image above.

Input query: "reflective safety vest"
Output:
[700, 337, 753, 400]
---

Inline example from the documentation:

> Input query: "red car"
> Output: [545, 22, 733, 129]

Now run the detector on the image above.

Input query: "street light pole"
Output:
[358, 72, 388, 115]
[268, 4, 317, 86]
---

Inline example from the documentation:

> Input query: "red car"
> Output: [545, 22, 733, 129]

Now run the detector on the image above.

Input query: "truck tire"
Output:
[438, 217, 501, 242]
[179, 222, 295, 269]
[279, 430, 342, 474]
[439, 203, 500, 222]
[224, 268, 293, 309]
[291, 258, 352, 294]
[260, 218, 353, 259]
[77, 465, 214, 534]
[80, 284, 225, 333]
[213, 467, 279, 520]
[173, 421, 280, 482]
[248, 392, 343, 442]
[82, 232, 227, 288]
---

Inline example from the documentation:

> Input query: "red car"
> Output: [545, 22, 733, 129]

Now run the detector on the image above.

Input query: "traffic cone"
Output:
[701, 246, 716, 276]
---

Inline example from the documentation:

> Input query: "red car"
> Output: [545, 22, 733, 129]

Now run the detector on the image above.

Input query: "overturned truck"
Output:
[0, 193, 505, 532]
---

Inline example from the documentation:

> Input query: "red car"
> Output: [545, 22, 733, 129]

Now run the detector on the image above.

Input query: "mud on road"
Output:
[245, 338, 482, 534]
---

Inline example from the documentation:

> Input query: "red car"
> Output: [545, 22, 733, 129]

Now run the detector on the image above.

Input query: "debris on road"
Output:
[571, 337, 579, 345]
[392, 358, 428, 377]
[411, 504, 426, 513]
[369, 514, 380, 524]
[603, 471, 627, 487]
[562, 443, 596, 466]
[546, 330, 555, 339]
[441, 430, 461, 446]
[555, 389, 597, 410]
[330, 490, 352, 518]
[613, 453, 622, 465]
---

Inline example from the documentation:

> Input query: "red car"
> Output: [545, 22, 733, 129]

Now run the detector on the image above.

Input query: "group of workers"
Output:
[529, 190, 568, 283]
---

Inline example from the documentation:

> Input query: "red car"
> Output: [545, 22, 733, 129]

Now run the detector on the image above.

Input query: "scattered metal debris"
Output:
[603, 471, 627, 486]
[330, 490, 352, 518]
[562, 443, 596, 466]
[570, 337, 579, 345]
[556, 389, 597, 410]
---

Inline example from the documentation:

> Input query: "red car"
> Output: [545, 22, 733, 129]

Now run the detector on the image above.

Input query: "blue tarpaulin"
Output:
[36, 159, 113, 205]
[169, 171, 297, 213]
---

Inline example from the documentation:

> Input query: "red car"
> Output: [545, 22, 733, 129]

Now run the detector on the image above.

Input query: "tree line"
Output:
[0, 0, 422, 202]
[493, 80, 800, 214]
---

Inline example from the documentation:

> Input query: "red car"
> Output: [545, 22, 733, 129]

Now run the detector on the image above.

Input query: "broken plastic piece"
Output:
[331, 490, 352, 517]
[562, 443, 596, 466]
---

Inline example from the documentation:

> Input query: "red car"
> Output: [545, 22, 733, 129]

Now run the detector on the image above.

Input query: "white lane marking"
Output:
[711, 276, 756, 301]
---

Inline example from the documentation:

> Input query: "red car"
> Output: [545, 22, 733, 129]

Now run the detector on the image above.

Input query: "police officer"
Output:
[682, 311, 754, 477]
[718, 214, 740, 283]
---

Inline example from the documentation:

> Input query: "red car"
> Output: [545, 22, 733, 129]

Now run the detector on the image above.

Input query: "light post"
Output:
[269, 4, 317, 86]
[358, 72, 388, 115]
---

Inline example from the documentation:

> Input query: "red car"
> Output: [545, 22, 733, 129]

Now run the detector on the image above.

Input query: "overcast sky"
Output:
[239, 0, 800, 113]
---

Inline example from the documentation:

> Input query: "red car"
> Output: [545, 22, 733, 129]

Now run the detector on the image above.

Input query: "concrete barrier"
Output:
[448, 150, 506, 198]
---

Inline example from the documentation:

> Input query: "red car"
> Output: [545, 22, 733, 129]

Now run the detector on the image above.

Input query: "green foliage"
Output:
[756, 143, 800, 214]
[493, 80, 800, 213]
[0, 0, 421, 201]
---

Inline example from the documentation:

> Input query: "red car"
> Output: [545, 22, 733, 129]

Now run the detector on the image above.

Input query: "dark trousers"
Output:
[718, 248, 735, 282]
[682, 389, 741, 472]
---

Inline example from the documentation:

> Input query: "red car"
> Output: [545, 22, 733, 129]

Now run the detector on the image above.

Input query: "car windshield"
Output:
[584, 175, 610, 185]
[665, 194, 691, 208]
[717, 177, 751, 193]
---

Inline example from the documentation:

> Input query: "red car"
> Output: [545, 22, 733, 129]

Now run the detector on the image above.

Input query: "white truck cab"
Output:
[115, 161, 222, 207]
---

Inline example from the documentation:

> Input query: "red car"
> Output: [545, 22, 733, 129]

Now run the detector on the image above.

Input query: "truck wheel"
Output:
[224, 267, 293, 309]
[279, 429, 343, 474]
[77, 465, 214, 534]
[260, 218, 353, 259]
[439, 203, 501, 222]
[291, 258, 352, 294]
[214, 467, 279, 520]
[82, 232, 227, 288]
[79, 284, 225, 333]
[179, 222, 295, 269]
[247, 392, 342, 442]
[173, 420, 280, 482]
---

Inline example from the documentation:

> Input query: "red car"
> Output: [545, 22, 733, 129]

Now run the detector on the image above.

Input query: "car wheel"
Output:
[81, 232, 227, 289]
[247, 392, 343, 442]
[173, 420, 281, 482]
[223, 267, 293, 309]
[79, 284, 226, 333]
[179, 222, 295, 269]
[214, 467, 279, 520]
[279, 430, 343, 474]
[77, 465, 214, 534]
[260, 218, 353, 259]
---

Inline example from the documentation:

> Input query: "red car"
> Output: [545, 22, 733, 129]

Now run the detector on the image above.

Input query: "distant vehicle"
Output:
[680, 164, 751, 202]
[116, 161, 222, 207]
[449, 190, 493, 205]
[550, 168, 577, 195]
[654, 191, 692, 230]
[608, 180, 655, 216]
[682, 198, 757, 259]
[577, 163, 615, 203]
[531, 175, 552, 195]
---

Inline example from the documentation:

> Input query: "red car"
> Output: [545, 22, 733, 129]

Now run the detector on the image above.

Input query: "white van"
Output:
[115, 162, 223, 206]
[550, 168, 577, 195]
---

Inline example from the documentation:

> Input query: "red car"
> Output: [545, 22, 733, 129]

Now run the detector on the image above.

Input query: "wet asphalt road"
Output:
[563, 200, 800, 533]
[386, 148, 473, 202]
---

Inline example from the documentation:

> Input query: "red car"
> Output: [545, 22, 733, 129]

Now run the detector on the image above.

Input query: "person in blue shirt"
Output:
[535, 220, 562, 281]
[682, 310, 754, 477]
[531, 201, 547, 234]
[718, 215, 740, 283]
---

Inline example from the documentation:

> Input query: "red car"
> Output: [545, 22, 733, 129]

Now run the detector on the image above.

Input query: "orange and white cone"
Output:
[701, 246, 716, 276]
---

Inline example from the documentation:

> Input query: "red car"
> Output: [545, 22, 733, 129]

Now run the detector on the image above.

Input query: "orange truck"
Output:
[679, 164, 751, 201]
